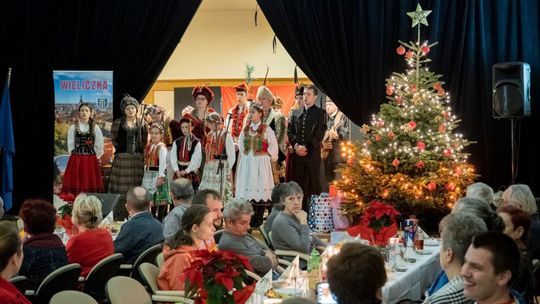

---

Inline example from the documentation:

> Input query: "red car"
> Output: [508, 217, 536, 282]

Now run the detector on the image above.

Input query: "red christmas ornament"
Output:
[427, 182, 436, 192]
[387, 131, 395, 140]
[376, 119, 385, 127]
[437, 89, 445, 96]
[445, 182, 456, 191]
[365, 140, 373, 146]
[433, 82, 442, 90]
[396, 46, 406, 55]
[392, 159, 400, 167]
[438, 124, 447, 133]
[443, 148, 452, 157]
[421, 46, 430, 55]
[415, 160, 425, 169]
[410, 84, 417, 93]
[442, 111, 450, 119]
[405, 51, 414, 58]
[395, 96, 402, 104]
[454, 166, 463, 176]
[374, 135, 382, 142]
[416, 141, 426, 151]
[408, 121, 417, 130]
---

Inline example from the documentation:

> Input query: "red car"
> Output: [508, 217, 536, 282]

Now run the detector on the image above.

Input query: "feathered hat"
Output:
[256, 86, 274, 101]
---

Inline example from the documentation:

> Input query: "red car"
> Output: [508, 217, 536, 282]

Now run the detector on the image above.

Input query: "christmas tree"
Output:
[335, 4, 477, 220]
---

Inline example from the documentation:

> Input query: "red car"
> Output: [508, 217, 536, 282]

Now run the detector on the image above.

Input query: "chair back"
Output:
[155, 252, 164, 269]
[83, 253, 124, 301]
[35, 263, 82, 304]
[106, 276, 152, 304]
[131, 243, 163, 281]
[50, 290, 99, 304]
[245, 270, 262, 282]
[138, 262, 160, 293]
[214, 229, 224, 244]
[9, 276, 28, 295]
[259, 224, 274, 249]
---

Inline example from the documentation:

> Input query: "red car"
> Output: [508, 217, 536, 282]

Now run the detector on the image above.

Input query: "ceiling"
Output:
[199, 0, 256, 11]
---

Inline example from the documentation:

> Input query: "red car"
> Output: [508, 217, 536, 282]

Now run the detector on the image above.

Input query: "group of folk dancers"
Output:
[59, 83, 349, 227]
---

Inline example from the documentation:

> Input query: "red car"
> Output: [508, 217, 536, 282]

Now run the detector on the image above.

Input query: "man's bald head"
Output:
[126, 186, 151, 212]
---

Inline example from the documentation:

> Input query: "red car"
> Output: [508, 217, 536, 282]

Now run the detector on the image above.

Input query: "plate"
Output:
[424, 239, 439, 246]
[416, 250, 432, 255]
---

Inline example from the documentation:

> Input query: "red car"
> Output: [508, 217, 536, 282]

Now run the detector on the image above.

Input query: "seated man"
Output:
[461, 231, 522, 304]
[192, 189, 223, 230]
[162, 178, 194, 241]
[218, 198, 278, 276]
[423, 213, 487, 304]
[114, 187, 164, 263]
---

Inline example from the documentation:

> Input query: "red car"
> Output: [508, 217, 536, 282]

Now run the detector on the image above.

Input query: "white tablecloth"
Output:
[383, 243, 441, 304]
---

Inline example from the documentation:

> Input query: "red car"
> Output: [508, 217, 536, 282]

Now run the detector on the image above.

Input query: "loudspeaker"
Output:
[493, 62, 531, 118]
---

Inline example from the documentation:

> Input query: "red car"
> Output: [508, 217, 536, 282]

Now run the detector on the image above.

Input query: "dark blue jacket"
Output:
[19, 233, 68, 290]
[114, 212, 164, 263]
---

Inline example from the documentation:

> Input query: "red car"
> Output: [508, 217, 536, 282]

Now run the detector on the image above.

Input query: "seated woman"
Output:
[263, 183, 287, 234]
[66, 194, 114, 277]
[497, 205, 535, 303]
[18, 199, 68, 290]
[158, 205, 215, 291]
[270, 182, 326, 268]
[0, 222, 32, 303]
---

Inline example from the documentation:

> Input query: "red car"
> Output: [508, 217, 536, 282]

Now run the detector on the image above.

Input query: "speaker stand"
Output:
[510, 118, 518, 184]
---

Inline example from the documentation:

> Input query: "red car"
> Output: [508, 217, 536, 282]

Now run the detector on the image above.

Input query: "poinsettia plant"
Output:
[56, 193, 76, 235]
[360, 200, 400, 232]
[183, 250, 256, 304]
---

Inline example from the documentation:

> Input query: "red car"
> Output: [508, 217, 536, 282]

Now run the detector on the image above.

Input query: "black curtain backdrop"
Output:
[0, 0, 201, 212]
[258, 0, 540, 195]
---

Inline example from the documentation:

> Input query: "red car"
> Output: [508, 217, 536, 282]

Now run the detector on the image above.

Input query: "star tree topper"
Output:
[407, 3, 432, 27]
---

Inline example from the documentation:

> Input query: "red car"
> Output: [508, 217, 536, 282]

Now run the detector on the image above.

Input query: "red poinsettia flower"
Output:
[184, 250, 254, 304]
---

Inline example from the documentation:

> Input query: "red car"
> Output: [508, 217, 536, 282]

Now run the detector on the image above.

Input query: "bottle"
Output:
[308, 248, 321, 273]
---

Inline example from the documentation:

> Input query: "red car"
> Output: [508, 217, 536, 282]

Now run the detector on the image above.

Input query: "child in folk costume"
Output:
[170, 118, 202, 191]
[109, 95, 148, 195]
[143, 123, 171, 221]
[235, 103, 278, 227]
[199, 112, 235, 203]
[62, 103, 104, 195]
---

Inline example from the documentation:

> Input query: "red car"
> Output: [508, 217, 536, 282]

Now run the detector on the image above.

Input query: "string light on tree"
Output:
[335, 4, 477, 219]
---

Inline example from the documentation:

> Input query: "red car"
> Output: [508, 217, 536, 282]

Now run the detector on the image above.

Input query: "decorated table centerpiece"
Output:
[347, 200, 400, 246]
[183, 250, 256, 304]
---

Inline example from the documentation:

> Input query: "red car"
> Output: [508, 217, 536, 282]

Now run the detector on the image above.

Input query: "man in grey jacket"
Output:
[162, 178, 194, 240]
[218, 198, 278, 276]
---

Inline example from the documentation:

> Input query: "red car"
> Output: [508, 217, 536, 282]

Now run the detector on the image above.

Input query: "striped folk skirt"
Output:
[108, 153, 144, 195]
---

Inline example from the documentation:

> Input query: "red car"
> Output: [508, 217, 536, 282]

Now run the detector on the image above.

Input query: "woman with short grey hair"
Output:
[502, 184, 540, 260]
[453, 197, 505, 232]
[502, 184, 537, 215]
[465, 182, 494, 206]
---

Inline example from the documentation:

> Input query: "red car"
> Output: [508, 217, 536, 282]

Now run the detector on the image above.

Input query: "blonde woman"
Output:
[67, 194, 114, 277]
